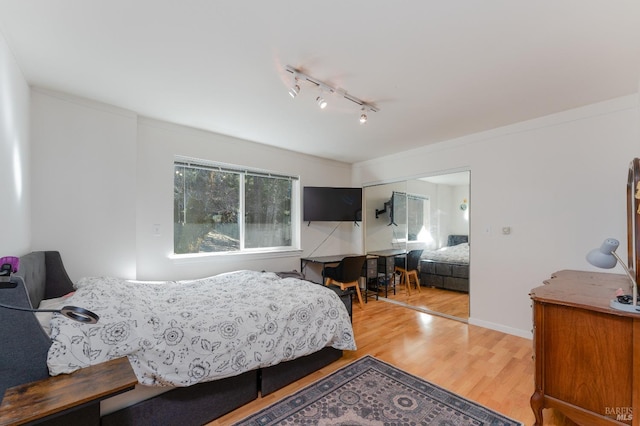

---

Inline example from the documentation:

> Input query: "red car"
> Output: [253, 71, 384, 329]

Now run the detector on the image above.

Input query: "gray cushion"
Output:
[448, 235, 468, 246]
[0, 250, 75, 402]
[15, 251, 46, 308]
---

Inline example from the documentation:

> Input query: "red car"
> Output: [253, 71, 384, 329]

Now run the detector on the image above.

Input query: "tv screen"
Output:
[303, 187, 362, 222]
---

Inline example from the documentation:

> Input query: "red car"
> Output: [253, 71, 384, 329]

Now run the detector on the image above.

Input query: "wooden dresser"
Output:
[530, 270, 640, 425]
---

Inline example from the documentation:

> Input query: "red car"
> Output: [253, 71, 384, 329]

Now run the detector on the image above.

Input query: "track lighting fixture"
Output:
[288, 77, 300, 98]
[316, 95, 327, 109]
[359, 107, 368, 124]
[285, 65, 379, 122]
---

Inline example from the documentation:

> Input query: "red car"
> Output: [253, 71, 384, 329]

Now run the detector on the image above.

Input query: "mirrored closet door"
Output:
[363, 171, 470, 321]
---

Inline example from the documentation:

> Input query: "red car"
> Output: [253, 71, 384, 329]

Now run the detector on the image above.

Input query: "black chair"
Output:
[394, 249, 423, 295]
[324, 256, 366, 308]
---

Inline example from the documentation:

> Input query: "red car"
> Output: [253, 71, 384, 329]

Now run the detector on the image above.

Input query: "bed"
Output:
[0, 251, 355, 425]
[419, 235, 469, 293]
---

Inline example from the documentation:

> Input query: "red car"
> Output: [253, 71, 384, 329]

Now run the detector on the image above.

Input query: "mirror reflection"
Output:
[364, 171, 470, 320]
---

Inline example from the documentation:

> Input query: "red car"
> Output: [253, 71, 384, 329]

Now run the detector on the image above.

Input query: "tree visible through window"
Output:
[174, 159, 298, 254]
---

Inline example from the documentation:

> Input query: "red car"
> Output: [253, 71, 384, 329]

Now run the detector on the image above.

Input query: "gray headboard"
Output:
[15, 251, 75, 308]
[15, 251, 47, 308]
[447, 235, 469, 247]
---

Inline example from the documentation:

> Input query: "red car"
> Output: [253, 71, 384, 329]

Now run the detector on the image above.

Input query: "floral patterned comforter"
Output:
[47, 270, 356, 387]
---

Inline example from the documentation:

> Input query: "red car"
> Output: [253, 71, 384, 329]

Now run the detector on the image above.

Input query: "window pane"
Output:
[407, 196, 429, 242]
[174, 165, 240, 254]
[173, 160, 297, 255]
[244, 175, 292, 249]
[408, 197, 423, 241]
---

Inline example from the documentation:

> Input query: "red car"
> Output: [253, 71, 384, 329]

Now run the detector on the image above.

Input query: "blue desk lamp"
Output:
[586, 238, 639, 313]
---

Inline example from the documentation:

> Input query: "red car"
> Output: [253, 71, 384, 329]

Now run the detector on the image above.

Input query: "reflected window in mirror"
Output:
[408, 194, 431, 245]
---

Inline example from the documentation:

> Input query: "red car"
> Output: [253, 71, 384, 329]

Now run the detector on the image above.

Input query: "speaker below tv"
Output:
[303, 186, 362, 222]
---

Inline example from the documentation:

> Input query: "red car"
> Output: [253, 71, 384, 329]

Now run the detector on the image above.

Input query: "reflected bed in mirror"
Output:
[363, 171, 470, 321]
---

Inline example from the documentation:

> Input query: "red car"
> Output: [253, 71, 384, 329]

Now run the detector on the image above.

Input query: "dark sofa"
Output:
[0, 251, 71, 401]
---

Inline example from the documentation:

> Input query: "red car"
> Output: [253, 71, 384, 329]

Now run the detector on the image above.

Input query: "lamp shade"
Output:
[586, 238, 620, 269]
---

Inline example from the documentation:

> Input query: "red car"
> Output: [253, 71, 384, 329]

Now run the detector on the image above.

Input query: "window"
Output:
[392, 191, 431, 242]
[174, 158, 299, 255]
[407, 194, 430, 242]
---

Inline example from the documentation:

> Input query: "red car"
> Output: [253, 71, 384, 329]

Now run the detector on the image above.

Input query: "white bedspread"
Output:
[421, 242, 469, 264]
[47, 270, 356, 387]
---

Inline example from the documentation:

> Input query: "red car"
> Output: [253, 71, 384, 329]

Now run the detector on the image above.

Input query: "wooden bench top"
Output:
[0, 357, 137, 425]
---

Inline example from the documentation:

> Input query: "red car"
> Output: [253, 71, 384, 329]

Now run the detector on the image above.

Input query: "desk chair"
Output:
[394, 249, 423, 296]
[324, 256, 366, 308]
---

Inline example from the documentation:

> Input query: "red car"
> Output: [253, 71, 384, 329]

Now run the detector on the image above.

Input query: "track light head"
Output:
[359, 107, 368, 124]
[288, 77, 300, 98]
[316, 96, 327, 109]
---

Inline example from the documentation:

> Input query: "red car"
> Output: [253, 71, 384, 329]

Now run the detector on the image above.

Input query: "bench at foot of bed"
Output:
[0, 357, 137, 426]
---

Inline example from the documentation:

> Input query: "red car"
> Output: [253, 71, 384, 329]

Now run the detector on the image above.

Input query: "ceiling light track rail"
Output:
[285, 65, 379, 122]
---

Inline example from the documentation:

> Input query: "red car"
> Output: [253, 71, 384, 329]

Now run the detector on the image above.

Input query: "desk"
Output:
[530, 270, 639, 425]
[301, 254, 375, 303]
[366, 249, 406, 298]
[300, 254, 357, 283]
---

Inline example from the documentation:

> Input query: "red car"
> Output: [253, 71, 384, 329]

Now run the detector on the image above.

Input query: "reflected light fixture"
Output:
[586, 238, 639, 312]
[285, 65, 379, 122]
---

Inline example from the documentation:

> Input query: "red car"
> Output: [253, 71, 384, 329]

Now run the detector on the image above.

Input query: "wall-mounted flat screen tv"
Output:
[303, 186, 362, 222]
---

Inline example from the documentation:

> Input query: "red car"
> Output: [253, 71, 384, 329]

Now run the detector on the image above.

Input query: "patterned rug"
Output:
[235, 355, 522, 425]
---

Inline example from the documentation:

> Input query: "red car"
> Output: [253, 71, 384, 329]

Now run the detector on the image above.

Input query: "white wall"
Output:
[353, 94, 640, 337]
[25, 80, 640, 338]
[29, 92, 354, 282]
[363, 181, 407, 251]
[136, 118, 353, 280]
[434, 184, 454, 247]
[0, 32, 30, 256]
[450, 185, 470, 236]
[30, 89, 138, 281]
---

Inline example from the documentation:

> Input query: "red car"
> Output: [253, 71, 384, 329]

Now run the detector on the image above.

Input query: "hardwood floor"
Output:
[379, 283, 470, 319]
[209, 296, 573, 426]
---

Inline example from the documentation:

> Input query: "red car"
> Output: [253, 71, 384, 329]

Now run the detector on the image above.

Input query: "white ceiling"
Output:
[1, 1, 639, 164]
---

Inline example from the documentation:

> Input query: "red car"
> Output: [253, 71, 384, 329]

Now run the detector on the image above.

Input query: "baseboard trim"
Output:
[468, 317, 532, 339]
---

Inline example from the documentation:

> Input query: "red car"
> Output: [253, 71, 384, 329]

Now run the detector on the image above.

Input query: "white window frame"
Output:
[173, 156, 301, 258]
[390, 191, 430, 244]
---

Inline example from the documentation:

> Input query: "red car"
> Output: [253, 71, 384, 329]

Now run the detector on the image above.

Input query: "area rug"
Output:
[235, 355, 522, 425]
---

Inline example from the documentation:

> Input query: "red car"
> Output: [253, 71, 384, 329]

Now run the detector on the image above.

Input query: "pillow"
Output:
[275, 270, 305, 279]
[35, 292, 75, 335]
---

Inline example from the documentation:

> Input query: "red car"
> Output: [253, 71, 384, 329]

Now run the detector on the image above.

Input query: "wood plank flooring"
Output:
[379, 283, 470, 319]
[209, 294, 573, 426]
